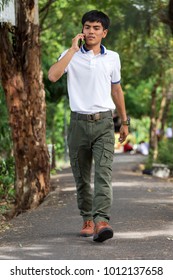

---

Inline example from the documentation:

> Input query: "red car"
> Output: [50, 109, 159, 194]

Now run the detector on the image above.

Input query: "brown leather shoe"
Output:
[80, 220, 94, 237]
[93, 221, 113, 242]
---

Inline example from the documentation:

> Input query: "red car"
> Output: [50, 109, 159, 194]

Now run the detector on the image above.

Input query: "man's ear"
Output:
[102, 29, 108, 38]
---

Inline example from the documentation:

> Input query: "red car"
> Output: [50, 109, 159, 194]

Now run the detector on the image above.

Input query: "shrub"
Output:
[156, 140, 173, 170]
[0, 157, 15, 201]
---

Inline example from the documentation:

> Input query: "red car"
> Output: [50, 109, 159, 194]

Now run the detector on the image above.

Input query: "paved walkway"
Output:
[0, 154, 173, 260]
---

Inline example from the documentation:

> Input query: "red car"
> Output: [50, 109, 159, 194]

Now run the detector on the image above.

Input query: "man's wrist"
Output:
[69, 47, 78, 54]
[121, 116, 130, 126]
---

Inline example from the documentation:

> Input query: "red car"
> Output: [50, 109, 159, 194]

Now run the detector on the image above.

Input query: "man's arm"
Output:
[111, 83, 129, 143]
[48, 33, 85, 82]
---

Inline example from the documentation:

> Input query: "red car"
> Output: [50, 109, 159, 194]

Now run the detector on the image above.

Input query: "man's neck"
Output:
[84, 44, 101, 55]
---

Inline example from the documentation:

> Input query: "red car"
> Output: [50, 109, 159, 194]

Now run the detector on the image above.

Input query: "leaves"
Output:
[1, 0, 173, 167]
[0, 156, 15, 200]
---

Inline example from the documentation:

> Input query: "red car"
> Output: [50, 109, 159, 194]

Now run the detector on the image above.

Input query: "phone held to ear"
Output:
[79, 39, 82, 48]
[79, 31, 85, 48]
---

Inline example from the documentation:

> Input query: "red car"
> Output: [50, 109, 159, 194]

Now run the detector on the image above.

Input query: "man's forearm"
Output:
[111, 84, 129, 142]
[48, 33, 85, 83]
[114, 98, 127, 121]
[48, 48, 76, 82]
[111, 85, 127, 121]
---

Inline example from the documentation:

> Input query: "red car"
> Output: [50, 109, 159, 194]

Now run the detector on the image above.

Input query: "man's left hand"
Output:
[118, 125, 129, 143]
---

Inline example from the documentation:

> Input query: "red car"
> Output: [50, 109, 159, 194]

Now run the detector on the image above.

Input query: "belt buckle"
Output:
[87, 114, 94, 121]
[87, 113, 100, 121]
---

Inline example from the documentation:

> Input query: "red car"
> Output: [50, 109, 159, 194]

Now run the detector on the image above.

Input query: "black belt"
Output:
[71, 111, 112, 121]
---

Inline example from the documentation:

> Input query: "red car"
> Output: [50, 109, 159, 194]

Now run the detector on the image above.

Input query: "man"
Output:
[48, 10, 129, 242]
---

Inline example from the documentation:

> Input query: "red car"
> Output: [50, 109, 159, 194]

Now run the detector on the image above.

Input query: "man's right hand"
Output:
[48, 33, 85, 83]
[71, 33, 85, 52]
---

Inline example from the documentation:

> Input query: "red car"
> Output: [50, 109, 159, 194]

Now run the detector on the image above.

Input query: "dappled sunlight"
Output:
[113, 155, 146, 163]
[91, 181, 140, 189]
[118, 170, 146, 177]
[0, 244, 53, 260]
[58, 172, 73, 178]
[91, 180, 173, 189]
[112, 181, 141, 187]
[0, 237, 93, 260]
[134, 197, 173, 204]
[0, 221, 173, 260]
[114, 222, 173, 239]
[61, 187, 76, 192]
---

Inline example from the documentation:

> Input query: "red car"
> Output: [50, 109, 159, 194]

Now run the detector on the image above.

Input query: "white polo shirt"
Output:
[58, 45, 121, 114]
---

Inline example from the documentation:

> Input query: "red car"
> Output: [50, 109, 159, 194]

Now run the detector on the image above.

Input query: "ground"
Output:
[0, 154, 173, 260]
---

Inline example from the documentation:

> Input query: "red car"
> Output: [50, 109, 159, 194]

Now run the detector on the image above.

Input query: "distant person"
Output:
[123, 140, 133, 153]
[137, 141, 149, 155]
[48, 10, 129, 242]
[166, 127, 173, 140]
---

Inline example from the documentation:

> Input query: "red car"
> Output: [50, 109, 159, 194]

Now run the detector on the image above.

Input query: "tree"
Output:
[39, 0, 173, 162]
[112, 0, 173, 161]
[159, 0, 173, 34]
[0, 0, 50, 216]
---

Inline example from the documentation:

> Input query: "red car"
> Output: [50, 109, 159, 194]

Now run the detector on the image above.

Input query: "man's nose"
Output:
[89, 28, 94, 33]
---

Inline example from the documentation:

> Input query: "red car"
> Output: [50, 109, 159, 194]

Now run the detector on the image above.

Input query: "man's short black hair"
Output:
[82, 10, 110, 30]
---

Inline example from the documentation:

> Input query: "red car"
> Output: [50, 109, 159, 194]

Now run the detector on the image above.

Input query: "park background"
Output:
[0, 0, 173, 218]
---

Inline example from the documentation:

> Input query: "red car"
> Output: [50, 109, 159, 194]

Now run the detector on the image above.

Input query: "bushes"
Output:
[144, 139, 173, 177]
[157, 140, 173, 170]
[0, 157, 15, 202]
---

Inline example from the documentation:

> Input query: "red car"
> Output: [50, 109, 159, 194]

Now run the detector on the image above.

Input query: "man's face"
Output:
[83, 21, 108, 47]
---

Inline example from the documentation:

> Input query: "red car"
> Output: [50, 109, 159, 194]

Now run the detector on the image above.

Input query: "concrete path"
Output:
[0, 154, 173, 260]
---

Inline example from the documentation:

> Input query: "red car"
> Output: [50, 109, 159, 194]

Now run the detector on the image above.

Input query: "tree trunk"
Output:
[149, 80, 160, 161]
[156, 87, 167, 141]
[158, 87, 171, 140]
[0, 0, 50, 215]
[169, 0, 173, 34]
[149, 76, 172, 161]
[159, 0, 173, 35]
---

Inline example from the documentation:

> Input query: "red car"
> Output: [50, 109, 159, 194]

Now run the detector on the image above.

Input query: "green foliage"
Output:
[157, 139, 173, 169]
[131, 117, 150, 143]
[0, 156, 15, 201]
[0, 86, 12, 157]
[46, 96, 70, 160]
[146, 138, 173, 170]
[124, 80, 154, 118]
[40, 0, 173, 163]
[1, 0, 173, 169]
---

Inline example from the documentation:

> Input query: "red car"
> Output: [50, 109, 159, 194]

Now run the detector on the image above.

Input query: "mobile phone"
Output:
[79, 39, 82, 48]
[79, 30, 84, 48]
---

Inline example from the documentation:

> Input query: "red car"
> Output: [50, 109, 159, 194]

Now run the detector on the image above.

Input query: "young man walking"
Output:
[48, 10, 129, 242]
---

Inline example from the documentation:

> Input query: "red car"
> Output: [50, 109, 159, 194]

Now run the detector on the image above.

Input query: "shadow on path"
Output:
[0, 154, 173, 260]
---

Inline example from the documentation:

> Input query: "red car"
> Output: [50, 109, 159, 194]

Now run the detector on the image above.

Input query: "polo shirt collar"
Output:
[81, 44, 107, 55]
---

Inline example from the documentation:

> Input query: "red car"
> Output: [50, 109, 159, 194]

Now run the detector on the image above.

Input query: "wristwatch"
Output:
[121, 116, 130, 126]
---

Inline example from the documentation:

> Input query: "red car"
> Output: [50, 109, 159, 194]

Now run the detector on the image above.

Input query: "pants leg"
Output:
[92, 117, 115, 223]
[68, 114, 115, 224]
[68, 118, 93, 221]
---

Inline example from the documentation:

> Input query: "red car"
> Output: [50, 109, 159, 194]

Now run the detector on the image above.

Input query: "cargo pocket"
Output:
[69, 151, 81, 178]
[100, 140, 114, 167]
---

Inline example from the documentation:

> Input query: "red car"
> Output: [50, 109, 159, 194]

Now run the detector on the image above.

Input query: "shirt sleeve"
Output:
[111, 53, 121, 84]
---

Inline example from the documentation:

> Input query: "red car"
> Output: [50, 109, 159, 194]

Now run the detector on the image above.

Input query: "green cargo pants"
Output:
[68, 111, 115, 224]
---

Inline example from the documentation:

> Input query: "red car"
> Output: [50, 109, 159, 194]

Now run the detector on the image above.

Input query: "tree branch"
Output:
[39, 0, 55, 14]
[39, 0, 56, 31]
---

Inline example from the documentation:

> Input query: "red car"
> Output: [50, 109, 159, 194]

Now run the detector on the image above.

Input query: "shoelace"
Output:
[83, 221, 93, 229]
